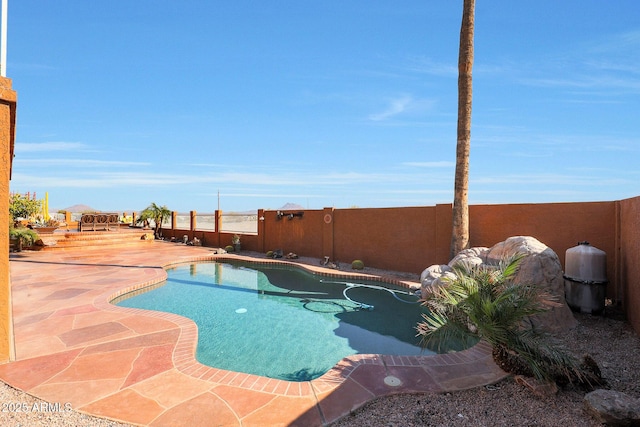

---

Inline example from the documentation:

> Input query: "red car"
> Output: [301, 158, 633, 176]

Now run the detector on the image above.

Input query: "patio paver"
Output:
[1, 241, 508, 426]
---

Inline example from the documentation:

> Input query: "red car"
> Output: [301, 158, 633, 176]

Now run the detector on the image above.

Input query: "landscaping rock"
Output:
[420, 264, 455, 288]
[486, 236, 576, 333]
[420, 236, 576, 333]
[584, 389, 640, 426]
[449, 246, 489, 268]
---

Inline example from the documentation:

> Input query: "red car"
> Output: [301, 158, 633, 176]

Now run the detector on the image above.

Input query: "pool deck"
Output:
[2, 242, 507, 426]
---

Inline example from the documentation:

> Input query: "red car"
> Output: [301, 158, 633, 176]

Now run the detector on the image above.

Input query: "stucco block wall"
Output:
[469, 201, 619, 300]
[261, 209, 324, 258]
[331, 206, 437, 273]
[0, 77, 17, 363]
[620, 196, 640, 332]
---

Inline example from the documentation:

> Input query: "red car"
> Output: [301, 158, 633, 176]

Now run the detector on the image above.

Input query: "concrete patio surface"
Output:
[1, 241, 507, 426]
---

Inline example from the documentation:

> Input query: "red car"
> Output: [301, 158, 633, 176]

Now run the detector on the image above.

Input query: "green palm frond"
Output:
[417, 253, 590, 383]
[417, 311, 476, 352]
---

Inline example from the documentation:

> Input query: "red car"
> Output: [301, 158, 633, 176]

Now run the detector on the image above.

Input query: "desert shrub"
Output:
[351, 260, 365, 270]
[9, 226, 39, 247]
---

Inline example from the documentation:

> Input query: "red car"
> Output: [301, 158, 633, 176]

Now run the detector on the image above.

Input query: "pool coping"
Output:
[4, 244, 508, 426]
[103, 253, 490, 392]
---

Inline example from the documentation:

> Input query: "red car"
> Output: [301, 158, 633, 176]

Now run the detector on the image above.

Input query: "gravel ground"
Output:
[0, 381, 132, 426]
[331, 309, 640, 427]
[2, 254, 638, 426]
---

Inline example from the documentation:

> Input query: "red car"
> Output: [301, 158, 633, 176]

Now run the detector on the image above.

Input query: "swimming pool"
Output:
[114, 261, 451, 381]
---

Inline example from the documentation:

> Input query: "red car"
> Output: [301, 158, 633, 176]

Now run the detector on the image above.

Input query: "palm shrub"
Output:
[137, 203, 171, 239]
[9, 226, 40, 249]
[417, 254, 602, 387]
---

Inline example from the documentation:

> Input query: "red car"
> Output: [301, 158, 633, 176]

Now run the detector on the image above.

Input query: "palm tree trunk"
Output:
[451, 0, 475, 259]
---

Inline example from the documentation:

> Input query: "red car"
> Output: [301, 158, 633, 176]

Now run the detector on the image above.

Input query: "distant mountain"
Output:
[280, 202, 304, 210]
[59, 204, 98, 213]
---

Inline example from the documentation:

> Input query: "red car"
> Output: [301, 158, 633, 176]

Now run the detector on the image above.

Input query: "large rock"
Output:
[420, 247, 489, 288]
[584, 389, 640, 426]
[449, 246, 490, 268]
[420, 264, 455, 288]
[488, 236, 577, 332]
[420, 236, 576, 333]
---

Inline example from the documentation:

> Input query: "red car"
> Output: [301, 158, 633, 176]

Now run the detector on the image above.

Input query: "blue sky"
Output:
[7, 1, 640, 213]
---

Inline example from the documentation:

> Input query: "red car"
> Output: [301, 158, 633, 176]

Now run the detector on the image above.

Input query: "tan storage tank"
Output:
[564, 241, 607, 314]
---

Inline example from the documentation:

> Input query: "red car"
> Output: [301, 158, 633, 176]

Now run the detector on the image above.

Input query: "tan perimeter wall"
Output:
[620, 196, 640, 333]
[469, 201, 619, 300]
[256, 202, 619, 297]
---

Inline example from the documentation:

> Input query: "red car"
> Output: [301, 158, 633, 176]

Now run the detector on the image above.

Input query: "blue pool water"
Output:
[114, 261, 441, 381]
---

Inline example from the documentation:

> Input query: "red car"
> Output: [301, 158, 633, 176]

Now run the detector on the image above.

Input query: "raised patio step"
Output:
[36, 229, 155, 250]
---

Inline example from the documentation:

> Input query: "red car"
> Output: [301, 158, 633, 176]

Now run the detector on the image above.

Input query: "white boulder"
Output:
[420, 236, 577, 333]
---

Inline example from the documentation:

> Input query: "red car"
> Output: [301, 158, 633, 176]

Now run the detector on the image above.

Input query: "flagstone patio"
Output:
[1, 241, 507, 426]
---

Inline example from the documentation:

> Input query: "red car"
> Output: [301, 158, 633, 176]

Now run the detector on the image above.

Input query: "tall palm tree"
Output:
[450, 0, 475, 259]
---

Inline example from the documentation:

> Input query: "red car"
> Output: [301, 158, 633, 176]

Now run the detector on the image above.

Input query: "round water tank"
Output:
[564, 241, 607, 315]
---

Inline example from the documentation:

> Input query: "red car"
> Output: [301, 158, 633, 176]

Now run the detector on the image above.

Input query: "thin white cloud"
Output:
[12, 163, 450, 195]
[584, 59, 640, 75]
[12, 62, 57, 72]
[473, 173, 632, 186]
[385, 189, 451, 195]
[15, 142, 88, 152]
[11, 167, 436, 191]
[506, 151, 554, 158]
[519, 75, 640, 92]
[512, 30, 640, 95]
[368, 96, 413, 121]
[216, 192, 322, 199]
[407, 57, 457, 77]
[589, 30, 640, 58]
[403, 161, 454, 168]
[367, 95, 437, 122]
[14, 159, 151, 167]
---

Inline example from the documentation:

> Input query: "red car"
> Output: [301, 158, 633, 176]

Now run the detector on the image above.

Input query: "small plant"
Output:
[266, 250, 274, 258]
[9, 226, 39, 249]
[225, 245, 235, 253]
[120, 213, 133, 224]
[351, 260, 365, 270]
[38, 218, 60, 227]
[137, 203, 171, 239]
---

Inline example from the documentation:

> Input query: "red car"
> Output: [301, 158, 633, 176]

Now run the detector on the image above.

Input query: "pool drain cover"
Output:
[235, 308, 247, 314]
[384, 376, 402, 387]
